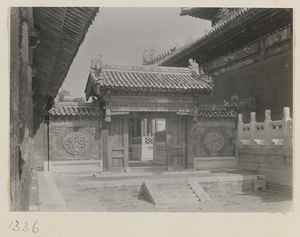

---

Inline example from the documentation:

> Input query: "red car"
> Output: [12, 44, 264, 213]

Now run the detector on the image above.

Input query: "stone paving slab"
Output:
[36, 171, 293, 212]
[37, 172, 68, 212]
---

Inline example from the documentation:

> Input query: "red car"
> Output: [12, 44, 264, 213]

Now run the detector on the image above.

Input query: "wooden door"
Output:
[109, 117, 129, 169]
[166, 117, 186, 167]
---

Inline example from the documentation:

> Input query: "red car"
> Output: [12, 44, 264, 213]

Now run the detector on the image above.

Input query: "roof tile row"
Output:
[89, 64, 211, 93]
[49, 102, 101, 117]
[147, 8, 271, 66]
[198, 109, 237, 118]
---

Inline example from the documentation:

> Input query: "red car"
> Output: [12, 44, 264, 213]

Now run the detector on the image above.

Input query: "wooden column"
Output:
[180, 117, 186, 166]
[123, 118, 130, 172]
[133, 118, 138, 137]
[10, 7, 21, 211]
[141, 119, 144, 136]
[102, 122, 111, 171]
[165, 118, 172, 170]
[151, 119, 156, 136]
[186, 117, 194, 169]
[43, 121, 49, 171]
[19, 20, 34, 211]
[144, 118, 148, 136]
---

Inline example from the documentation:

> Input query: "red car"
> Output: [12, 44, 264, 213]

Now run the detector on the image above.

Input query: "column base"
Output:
[186, 163, 194, 169]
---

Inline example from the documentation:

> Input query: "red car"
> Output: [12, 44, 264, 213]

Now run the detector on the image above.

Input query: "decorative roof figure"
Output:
[143, 49, 155, 64]
[142, 49, 149, 63]
[91, 54, 102, 77]
[188, 58, 200, 77]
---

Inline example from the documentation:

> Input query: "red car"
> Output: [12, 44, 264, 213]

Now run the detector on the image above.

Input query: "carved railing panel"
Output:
[237, 107, 292, 145]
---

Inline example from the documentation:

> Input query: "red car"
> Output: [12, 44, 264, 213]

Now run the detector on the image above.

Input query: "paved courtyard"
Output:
[35, 171, 293, 213]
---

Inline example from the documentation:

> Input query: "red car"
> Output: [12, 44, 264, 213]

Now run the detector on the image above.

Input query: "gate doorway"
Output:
[127, 115, 187, 170]
[84, 62, 212, 172]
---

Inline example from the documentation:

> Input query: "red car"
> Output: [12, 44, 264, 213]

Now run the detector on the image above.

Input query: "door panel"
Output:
[110, 118, 124, 168]
[166, 117, 186, 167]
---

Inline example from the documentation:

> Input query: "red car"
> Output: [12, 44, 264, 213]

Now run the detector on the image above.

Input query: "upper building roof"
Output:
[180, 8, 220, 22]
[85, 62, 212, 98]
[146, 8, 292, 67]
[180, 8, 247, 27]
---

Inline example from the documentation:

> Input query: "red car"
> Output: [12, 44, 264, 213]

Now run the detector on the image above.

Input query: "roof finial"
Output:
[143, 49, 155, 64]
[188, 59, 213, 87]
[91, 54, 102, 77]
[188, 58, 200, 76]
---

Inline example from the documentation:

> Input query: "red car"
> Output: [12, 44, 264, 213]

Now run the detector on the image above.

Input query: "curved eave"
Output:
[32, 7, 99, 100]
[180, 8, 221, 21]
[159, 8, 292, 66]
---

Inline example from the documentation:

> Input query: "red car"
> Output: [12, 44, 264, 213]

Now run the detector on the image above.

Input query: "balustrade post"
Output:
[237, 114, 243, 139]
[282, 107, 290, 139]
[264, 110, 271, 144]
[250, 112, 256, 144]
[282, 107, 293, 146]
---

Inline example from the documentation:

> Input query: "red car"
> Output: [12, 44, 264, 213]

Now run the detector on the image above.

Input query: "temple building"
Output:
[48, 61, 238, 172]
[143, 7, 293, 193]
[144, 8, 293, 121]
[80, 61, 237, 172]
[46, 8, 293, 194]
[10, 7, 294, 211]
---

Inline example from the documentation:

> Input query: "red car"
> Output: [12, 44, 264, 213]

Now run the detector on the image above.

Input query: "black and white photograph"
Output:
[2, 1, 299, 236]
[9, 6, 294, 212]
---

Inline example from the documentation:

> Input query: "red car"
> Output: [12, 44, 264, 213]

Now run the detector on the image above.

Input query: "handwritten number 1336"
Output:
[9, 220, 39, 233]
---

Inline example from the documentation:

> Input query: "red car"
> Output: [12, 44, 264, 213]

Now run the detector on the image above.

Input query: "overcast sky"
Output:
[61, 7, 211, 99]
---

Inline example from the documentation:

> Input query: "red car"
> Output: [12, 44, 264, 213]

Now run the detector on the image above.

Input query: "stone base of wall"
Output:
[237, 145, 293, 195]
[45, 160, 103, 172]
[194, 156, 237, 170]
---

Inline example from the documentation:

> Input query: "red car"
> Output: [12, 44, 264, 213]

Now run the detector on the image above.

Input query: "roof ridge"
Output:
[52, 102, 94, 107]
[100, 63, 191, 73]
[156, 8, 269, 65]
[142, 46, 184, 66]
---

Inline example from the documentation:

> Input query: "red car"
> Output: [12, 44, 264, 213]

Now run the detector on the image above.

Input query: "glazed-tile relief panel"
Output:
[49, 125, 101, 161]
[192, 122, 235, 157]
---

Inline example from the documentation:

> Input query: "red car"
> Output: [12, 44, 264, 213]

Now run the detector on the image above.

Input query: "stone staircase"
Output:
[156, 181, 199, 204]
[142, 179, 211, 205]
[79, 172, 266, 206]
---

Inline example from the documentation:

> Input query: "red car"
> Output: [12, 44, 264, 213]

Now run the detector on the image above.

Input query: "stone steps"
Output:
[157, 184, 191, 191]
[160, 189, 194, 195]
[158, 182, 199, 203]
[142, 180, 203, 205]
[80, 173, 267, 205]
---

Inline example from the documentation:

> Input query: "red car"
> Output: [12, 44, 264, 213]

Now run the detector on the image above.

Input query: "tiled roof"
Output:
[142, 46, 184, 66]
[180, 8, 220, 21]
[154, 8, 262, 65]
[87, 64, 212, 94]
[223, 97, 257, 111]
[153, 8, 292, 66]
[32, 8, 99, 98]
[180, 8, 247, 27]
[49, 102, 101, 117]
[198, 109, 237, 118]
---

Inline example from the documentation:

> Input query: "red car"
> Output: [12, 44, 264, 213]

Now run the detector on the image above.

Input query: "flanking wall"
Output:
[48, 119, 103, 172]
[192, 118, 236, 170]
[236, 107, 293, 194]
[46, 102, 103, 172]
